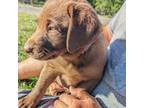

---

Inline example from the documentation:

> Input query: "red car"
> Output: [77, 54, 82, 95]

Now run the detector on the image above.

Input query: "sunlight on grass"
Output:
[18, 12, 38, 90]
[18, 12, 37, 62]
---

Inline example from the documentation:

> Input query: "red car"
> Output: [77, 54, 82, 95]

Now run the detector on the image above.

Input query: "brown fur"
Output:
[19, 0, 107, 107]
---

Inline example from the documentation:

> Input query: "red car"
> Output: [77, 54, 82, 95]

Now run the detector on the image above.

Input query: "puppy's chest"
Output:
[51, 56, 86, 86]
[52, 56, 85, 71]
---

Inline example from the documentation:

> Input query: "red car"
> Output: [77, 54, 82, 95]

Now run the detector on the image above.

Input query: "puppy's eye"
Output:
[47, 26, 55, 31]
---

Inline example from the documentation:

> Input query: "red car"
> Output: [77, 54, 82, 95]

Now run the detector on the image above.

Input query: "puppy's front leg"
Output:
[19, 63, 58, 108]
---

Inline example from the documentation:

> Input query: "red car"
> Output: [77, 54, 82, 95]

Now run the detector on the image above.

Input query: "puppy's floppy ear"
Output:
[66, 2, 100, 53]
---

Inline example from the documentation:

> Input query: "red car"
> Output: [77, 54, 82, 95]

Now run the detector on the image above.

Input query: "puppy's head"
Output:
[24, 0, 100, 60]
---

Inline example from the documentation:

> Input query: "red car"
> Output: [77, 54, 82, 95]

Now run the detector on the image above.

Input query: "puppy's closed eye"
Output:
[47, 22, 60, 32]
[47, 23, 67, 38]
[47, 26, 55, 31]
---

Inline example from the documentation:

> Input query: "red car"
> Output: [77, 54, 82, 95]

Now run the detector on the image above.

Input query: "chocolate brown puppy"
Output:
[18, 0, 107, 107]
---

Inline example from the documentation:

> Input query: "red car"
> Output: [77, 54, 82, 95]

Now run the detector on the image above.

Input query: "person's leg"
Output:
[18, 57, 46, 79]
[92, 2, 126, 107]
[18, 90, 58, 108]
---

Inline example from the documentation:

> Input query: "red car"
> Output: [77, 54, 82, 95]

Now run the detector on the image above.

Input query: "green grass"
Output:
[18, 12, 38, 90]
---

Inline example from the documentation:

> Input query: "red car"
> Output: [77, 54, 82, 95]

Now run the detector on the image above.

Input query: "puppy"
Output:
[19, 0, 107, 107]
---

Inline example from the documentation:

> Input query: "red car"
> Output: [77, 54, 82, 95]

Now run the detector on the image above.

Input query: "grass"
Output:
[18, 12, 38, 90]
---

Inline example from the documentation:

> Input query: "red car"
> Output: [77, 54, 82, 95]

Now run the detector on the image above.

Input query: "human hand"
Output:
[53, 86, 101, 108]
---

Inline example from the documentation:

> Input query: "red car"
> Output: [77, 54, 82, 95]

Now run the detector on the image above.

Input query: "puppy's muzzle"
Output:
[24, 39, 36, 54]
[24, 44, 33, 53]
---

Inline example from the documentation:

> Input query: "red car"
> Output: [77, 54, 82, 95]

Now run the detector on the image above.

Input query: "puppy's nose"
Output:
[24, 44, 33, 53]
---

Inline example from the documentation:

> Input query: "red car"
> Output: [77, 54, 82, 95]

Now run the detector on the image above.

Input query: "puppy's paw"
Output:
[18, 95, 37, 108]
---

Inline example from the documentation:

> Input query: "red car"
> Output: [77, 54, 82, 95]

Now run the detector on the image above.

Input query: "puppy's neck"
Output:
[62, 52, 82, 65]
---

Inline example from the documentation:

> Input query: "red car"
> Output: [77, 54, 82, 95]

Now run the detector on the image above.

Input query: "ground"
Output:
[18, 3, 41, 15]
